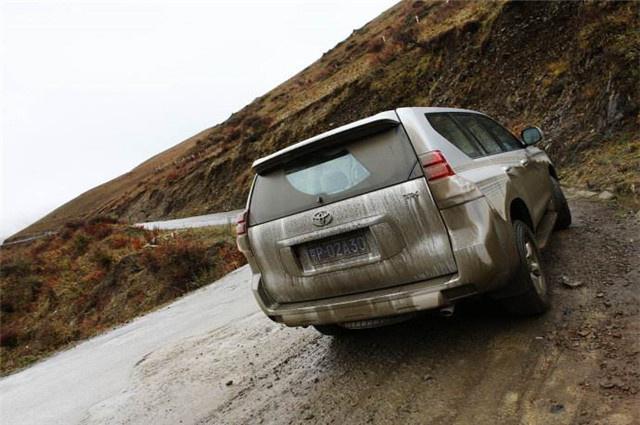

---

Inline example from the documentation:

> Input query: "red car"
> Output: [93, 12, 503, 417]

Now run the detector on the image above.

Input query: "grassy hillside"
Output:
[0, 220, 245, 374]
[12, 0, 639, 239]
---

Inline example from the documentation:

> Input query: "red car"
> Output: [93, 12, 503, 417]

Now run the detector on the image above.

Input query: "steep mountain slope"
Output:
[14, 0, 639, 239]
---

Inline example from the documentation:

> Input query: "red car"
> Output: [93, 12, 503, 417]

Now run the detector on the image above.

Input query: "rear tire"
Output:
[500, 220, 550, 316]
[313, 324, 347, 336]
[550, 177, 571, 230]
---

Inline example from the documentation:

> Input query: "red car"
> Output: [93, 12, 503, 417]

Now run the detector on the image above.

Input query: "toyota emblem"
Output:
[312, 211, 332, 227]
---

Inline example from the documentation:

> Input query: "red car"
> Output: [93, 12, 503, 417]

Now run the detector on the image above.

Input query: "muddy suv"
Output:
[236, 107, 571, 335]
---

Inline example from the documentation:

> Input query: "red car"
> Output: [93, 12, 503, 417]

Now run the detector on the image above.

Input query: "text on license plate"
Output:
[305, 232, 370, 265]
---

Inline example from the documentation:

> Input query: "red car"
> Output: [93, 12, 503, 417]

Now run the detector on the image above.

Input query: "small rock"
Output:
[598, 191, 615, 201]
[304, 414, 315, 420]
[225, 380, 233, 386]
[600, 380, 616, 389]
[576, 190, 597, 198]
[550, 403, 565, 414]
[561, 275, 582, 288]
[423, 375, 434, 382]
[577, 329, 591, 337]
[596, 292, 604, 298]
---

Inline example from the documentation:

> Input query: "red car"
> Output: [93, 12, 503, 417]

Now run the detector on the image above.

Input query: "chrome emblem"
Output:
[312, 211, 332, 227]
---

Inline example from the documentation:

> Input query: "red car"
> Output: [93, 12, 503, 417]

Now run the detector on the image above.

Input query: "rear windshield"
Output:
[249, 126, 418, 225]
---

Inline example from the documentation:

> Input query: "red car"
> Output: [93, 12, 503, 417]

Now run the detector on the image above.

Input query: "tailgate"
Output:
[249, 178, 457, 303]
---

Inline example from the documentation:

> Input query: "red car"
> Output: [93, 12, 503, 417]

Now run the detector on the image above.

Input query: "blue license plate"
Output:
[305, 231, 370, 265]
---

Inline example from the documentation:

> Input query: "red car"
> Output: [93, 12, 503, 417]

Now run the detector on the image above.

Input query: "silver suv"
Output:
[236, 107, 571, 335]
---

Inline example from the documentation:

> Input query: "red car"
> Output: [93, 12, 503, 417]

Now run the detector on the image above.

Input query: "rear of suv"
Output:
[236, 107, 571, 335]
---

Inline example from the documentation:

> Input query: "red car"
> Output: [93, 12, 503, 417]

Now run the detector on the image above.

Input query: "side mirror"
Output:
[521, 126, 544, 146]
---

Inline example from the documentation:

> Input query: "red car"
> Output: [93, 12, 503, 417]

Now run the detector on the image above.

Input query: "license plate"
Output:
[304, 231, 370, 265]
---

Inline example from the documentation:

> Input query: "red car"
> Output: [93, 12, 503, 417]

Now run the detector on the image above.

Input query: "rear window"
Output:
[249, 126, 418, 225]
[285, 151, 370, 195]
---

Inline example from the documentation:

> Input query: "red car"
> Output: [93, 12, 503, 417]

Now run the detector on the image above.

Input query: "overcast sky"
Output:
[0, 0, 397, 239]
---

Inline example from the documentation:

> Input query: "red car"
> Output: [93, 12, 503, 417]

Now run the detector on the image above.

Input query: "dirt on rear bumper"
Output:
[251, 273, 473, 326]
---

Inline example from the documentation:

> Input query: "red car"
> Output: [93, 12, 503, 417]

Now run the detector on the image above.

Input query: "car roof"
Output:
[400, 106, 481, 114]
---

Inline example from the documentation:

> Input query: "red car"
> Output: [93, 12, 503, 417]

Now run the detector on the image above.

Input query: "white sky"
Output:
[0, 0, 397, 239]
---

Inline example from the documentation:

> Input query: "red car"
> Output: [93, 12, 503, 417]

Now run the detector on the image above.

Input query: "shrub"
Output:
[109, 235, 130, 249]
[0, 257, 32, 278]
[71, 233, 91, 257]
[90, 248, 113, 270]
[60, 226, 75, 240]
[32, 321, 72, 348]
[82, 269, 106, 284]
[84, 223, 113, 240]
[143, 230, 159, 243]
[0, 277, 42, 313]
[166, 170, 180, 183]
[396, 27, 417, 47]
[0, 329, 19, 348]
[87, 215, 119, 225]
[367, 38, 385, 53]
[227, 127, 242, 141]
[131, 238, 144, 250]
[30, 238, 54, 256]
[244, 115, 272, 133]
[64, 219, 86, 231]
[141, 239, 211, 290]
[214, 242, 247, 275]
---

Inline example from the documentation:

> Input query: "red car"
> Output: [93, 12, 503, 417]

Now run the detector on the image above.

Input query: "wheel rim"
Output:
[524, 240, 546, 296]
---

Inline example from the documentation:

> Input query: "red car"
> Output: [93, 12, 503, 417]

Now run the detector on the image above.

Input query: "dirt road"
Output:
[1, 198, 638, 425]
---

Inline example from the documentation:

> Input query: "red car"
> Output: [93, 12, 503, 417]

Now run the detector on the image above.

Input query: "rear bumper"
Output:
[251, 272, 471, 326]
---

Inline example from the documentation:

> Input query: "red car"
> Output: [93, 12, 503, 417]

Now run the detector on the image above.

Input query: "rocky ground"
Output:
[62, 196, 638, 425]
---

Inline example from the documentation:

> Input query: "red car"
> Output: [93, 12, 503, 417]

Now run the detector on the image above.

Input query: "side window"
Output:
[453, 114, 503, 155]
[426, 113, 482, 158]
[476, 115, 523, 151]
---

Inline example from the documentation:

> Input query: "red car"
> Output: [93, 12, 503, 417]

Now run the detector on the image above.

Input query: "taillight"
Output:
[422, 150, 455, 181]
[236, 210, 248, 235]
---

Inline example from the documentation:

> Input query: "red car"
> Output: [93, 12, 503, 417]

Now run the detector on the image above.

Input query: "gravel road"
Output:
[1, 198, 638, 425]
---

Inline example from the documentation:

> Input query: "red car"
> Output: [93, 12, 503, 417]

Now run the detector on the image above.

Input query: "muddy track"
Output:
[2, 198, 638, 425]
[78, 197, 639, 425]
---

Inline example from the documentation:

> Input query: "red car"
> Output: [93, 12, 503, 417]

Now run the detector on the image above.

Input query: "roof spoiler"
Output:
[252, 111, 400, 175]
